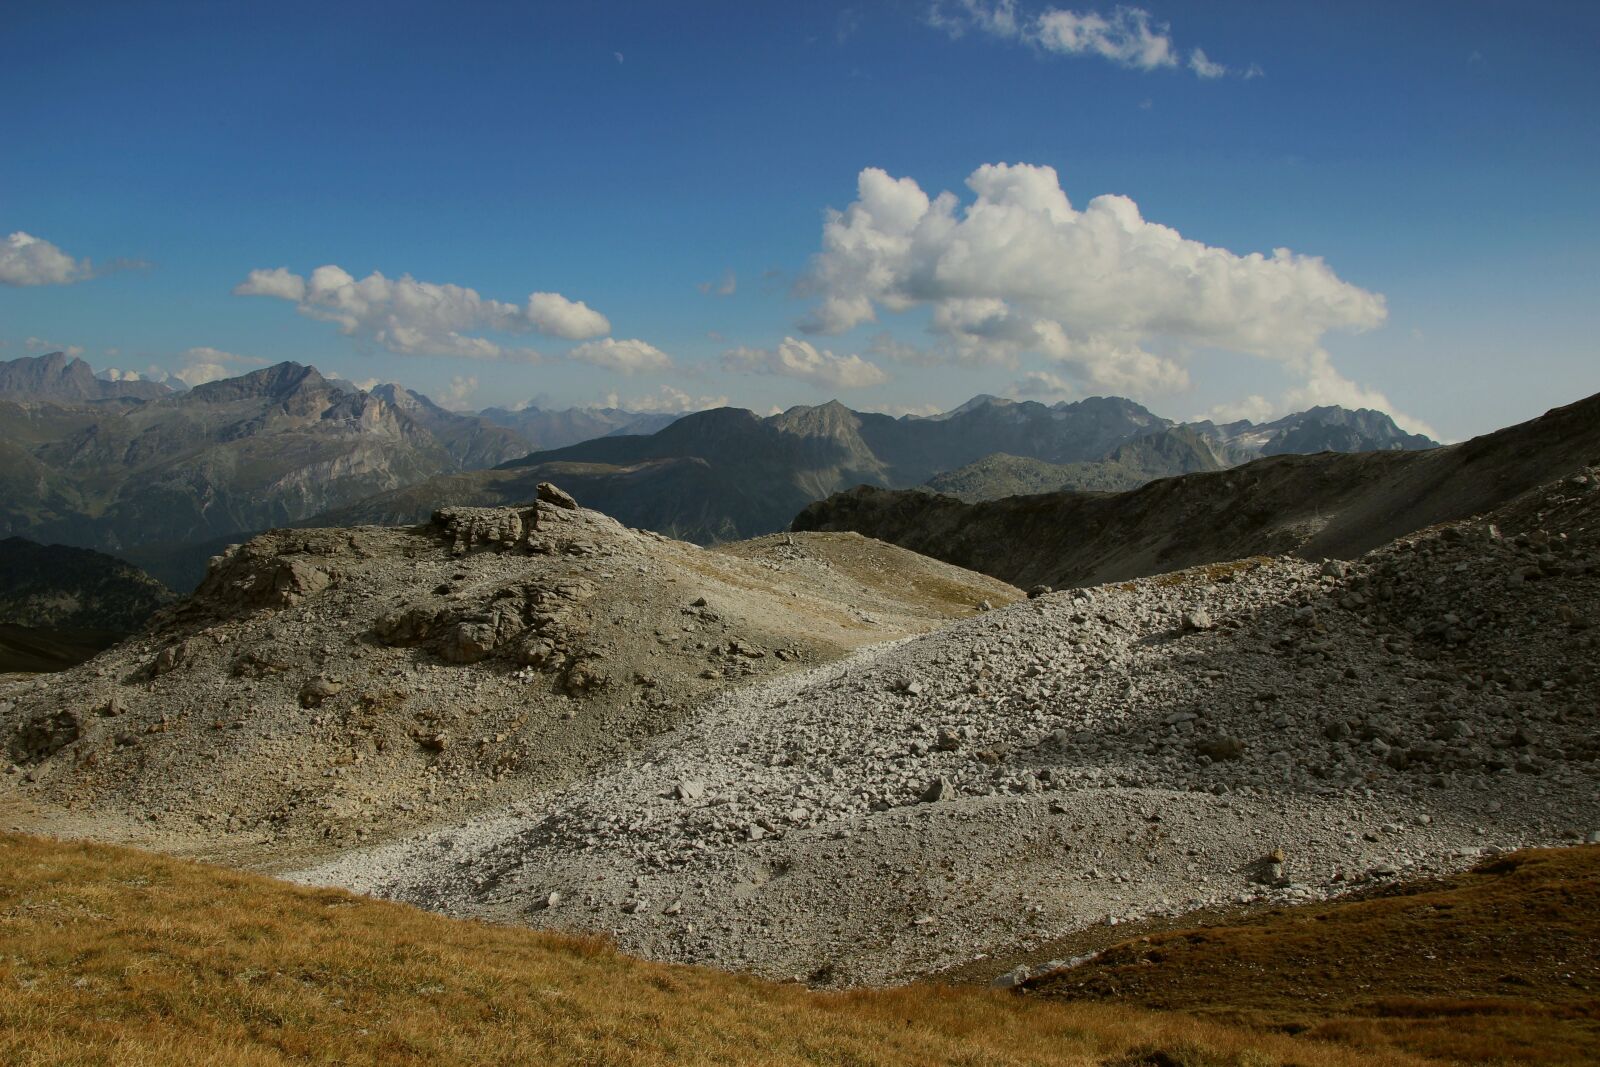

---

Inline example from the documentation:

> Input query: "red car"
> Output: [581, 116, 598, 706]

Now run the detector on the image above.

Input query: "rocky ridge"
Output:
[294, 467, 1599, 986]
[322, 396, 1431, 547]
[794, 391, 1600, 591]
[0, 487, 1017, 857]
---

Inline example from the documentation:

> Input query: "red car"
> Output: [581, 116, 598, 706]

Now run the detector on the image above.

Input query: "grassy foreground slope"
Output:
[1029, 846, 1600, 1067]
[0, 834, 1426, 1067]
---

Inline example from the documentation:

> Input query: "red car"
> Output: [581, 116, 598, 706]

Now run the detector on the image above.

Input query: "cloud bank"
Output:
[1, 232, 92, 286]
[722, 336, 890, 390]
[569, 337, 673, 374]
[802, 163, 1393, 409]
[235, 265, 610, 360]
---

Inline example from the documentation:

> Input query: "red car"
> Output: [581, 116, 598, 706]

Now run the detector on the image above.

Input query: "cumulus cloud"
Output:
[1203, 394, 1274, 424]
[569, 337, 673, 375]
[1188, 47, 1226, 78]
[235, 265, 608, 359]
[929, 3, 1240, 76]
[1035, 6, 1175, 69]
[1, 232, 91, 286]
[170, 346, 269, 387]
[604, 385, 730, 414]
[436, 375, 480, 410]
[1281, 350, 1441, 441]
[526, 292, 611, 339]
[721, 336, 890, 390]
[802, 163, 1387, 401]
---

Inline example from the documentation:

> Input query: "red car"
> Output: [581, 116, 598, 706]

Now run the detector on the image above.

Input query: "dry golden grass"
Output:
[1029, 847, 1600, 1066]
[0, 832, 1435, 1067]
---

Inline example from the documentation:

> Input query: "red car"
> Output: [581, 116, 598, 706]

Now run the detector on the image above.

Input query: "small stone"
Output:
[1182, 608, 1214, 632]
[675, 779, 706, 802]
[920, 776, 953, 803]
[298, 676, 343, 708]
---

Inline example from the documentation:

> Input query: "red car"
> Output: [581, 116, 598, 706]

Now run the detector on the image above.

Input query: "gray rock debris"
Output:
[288, 470, 1600, 988]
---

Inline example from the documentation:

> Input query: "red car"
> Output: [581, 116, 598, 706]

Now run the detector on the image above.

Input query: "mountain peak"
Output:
[188, 361, 327, 403]
[0, 351, 169, 402]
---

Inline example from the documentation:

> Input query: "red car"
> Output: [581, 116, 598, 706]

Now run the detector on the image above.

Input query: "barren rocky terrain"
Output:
[0, 485, 1015, 866]
[3, 417, 1595, 995]
[289, 465, 1598, 986]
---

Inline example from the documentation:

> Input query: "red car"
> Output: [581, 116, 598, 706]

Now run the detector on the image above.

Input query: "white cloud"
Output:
[101, 367, 144, 382]
[24, 336, 85, 359]
[171, 346, 269, 387]
[698, 270, 737, 297]
[802, 163, 1385, 400]
[569, 337, 673, 374]
[1204, 394, 1274, 424]
[930, 4, 1254, 79]
[928, 0, 1021, 38]
[867, 401, 945, 417]
[0, 232, 91, 286]
[526, 292, 611, 340]
[235, 265, 607, 359]
[603, 385, 730, 413]
[436, 375, 479, 410]
[722, 336, 890, 390]
[1280, 350, 1441, 441]
[1188, 47, 1226, 79]
[1035, 6, 1175, 69]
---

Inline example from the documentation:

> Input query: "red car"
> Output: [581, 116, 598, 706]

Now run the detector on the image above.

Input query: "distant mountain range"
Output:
[923, 408, 1434, 502]
[0, 352, 682, 588]
[320, 395, 1437, 542]
[794, 390, 1599, 591]
[0, 350, 1438, 589]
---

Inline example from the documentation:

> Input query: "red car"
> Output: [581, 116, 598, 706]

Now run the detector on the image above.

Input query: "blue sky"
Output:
[2, 1, 1596, 439]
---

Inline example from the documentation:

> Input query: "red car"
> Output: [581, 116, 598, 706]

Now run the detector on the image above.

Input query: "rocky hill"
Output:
[0, 537, 173, 632]
[322, 396, 1428, 544]
[0, 484, 1016, 859]
[0, 538, 174, 673]
[1, 443, 1593, 993]
[796, 392, 1600, 591]
[292, 462, 1599, 986]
